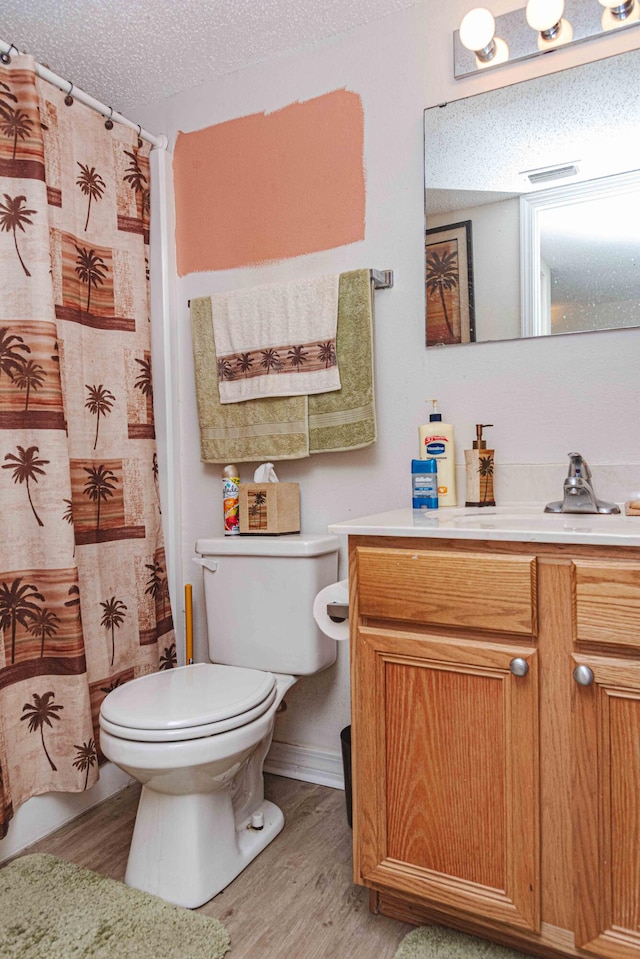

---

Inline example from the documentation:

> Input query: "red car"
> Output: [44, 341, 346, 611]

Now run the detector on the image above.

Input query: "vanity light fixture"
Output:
[454, 0, 640, 78]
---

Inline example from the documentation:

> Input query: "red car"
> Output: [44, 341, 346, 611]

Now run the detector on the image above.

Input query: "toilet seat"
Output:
[100, 686, 277, 742]
[99, 663, 277, 743]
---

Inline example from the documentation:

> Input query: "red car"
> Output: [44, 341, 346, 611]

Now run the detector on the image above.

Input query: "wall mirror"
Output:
[424, 49, 640, 346]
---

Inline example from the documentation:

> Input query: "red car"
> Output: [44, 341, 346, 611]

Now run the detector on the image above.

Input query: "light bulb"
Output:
[526, 0, 573, 46]
[526, 0, 564, 32]
[459, 8, 496, 53]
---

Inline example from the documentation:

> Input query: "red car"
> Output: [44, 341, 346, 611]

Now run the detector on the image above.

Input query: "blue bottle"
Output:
[412, 459, 438, 510]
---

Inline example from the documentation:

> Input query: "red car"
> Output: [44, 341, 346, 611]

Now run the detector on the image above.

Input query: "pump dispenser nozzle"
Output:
[473, 424, 493, 450]
[428, 399, 442, 422]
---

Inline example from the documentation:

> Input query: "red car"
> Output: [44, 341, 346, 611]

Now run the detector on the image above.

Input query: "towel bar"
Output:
[370, 269, 394, 289]
[188, 270, 394, 307]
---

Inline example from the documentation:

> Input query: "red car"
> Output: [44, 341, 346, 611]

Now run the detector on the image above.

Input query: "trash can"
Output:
[340, 725, 352, 828]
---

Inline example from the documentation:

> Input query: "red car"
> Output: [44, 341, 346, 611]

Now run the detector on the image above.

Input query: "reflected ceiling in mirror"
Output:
[424, 49, 640, 347]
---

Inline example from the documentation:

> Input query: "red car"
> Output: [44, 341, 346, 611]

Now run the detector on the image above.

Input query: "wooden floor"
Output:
[16, 774, 413, 958]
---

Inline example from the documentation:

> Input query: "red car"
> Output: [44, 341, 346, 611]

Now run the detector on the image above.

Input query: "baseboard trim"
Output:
[265, 740, 345, 790]
[0, 762, 134, 864]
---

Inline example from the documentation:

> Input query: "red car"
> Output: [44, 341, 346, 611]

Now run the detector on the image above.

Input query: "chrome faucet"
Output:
[544, 453, 620, 515]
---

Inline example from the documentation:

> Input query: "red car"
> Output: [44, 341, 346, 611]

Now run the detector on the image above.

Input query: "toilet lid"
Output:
[99, 663, 276, 731]
[100, 685, 277, 742]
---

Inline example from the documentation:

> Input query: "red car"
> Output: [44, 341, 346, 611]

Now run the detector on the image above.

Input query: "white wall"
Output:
[135, 1, 640, 759]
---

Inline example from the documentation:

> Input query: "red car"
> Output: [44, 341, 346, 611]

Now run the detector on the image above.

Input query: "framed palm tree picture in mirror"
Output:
[425, 220, 475, 346]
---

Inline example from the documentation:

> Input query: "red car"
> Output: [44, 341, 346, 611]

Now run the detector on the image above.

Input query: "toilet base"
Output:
[124, 786, 285, 908]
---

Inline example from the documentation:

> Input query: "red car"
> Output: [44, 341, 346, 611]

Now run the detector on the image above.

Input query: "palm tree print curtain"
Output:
[0, 56, 175, 837]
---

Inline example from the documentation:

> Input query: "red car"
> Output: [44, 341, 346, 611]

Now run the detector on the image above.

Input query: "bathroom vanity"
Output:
[329, 507, 640, 959]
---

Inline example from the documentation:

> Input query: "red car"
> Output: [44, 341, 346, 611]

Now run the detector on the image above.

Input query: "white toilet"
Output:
[99, 533, 340, 908]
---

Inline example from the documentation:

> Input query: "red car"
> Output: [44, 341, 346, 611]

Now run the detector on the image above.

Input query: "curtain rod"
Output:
[0, 39, 166, 150]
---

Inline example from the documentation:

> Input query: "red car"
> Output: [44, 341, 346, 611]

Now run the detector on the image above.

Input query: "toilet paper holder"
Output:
[327, 601, 349, 623]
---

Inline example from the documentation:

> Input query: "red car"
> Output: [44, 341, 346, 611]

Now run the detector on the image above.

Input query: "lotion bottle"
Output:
[464, 424, 495, 507]
[418, 400, 457, 507]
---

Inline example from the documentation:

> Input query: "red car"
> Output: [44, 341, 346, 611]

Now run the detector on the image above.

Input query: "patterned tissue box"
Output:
[239, 483, 300, 534]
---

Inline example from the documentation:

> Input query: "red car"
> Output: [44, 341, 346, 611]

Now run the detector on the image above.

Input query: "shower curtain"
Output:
[0, 55, 175, 837]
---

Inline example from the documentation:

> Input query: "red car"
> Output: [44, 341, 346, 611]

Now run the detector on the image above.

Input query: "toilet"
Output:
[99, 533, 340, 909]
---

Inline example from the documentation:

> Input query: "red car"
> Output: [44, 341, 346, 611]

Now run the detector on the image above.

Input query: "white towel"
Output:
[211, 274, 341, 404]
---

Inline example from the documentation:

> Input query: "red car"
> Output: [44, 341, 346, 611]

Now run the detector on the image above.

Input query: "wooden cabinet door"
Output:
[353, 626, 540, 933]
[573, 654, 640, 959]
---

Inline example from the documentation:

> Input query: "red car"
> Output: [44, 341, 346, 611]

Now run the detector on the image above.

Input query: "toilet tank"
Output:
[195, 534, 340, 675]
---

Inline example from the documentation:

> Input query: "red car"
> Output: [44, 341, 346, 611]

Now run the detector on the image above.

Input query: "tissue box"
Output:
[239, 483, 300, 534]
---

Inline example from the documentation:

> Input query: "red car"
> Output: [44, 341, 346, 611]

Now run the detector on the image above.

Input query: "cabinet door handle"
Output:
[509, 657, 529, 677]
[573, 664, 594, 687]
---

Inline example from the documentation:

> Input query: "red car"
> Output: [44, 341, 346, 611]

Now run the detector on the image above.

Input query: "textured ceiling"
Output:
[2, 0, 416, 117]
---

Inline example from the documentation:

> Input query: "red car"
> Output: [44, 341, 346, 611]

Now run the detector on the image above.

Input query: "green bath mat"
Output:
[0, 853, 230, 959]
[395, 924, 532, 959]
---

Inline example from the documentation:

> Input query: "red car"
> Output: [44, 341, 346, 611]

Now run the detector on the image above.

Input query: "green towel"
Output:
[190, 296, 309, 463]
[189, 270, 376, 463]
[309, 269, 376, 453]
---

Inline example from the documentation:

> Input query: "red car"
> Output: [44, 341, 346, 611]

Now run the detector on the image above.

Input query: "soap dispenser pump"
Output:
[465, 424, 495, 507]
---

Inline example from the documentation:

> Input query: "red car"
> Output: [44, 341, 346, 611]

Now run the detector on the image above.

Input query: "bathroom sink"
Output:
[419, 505, 626, 535]
[445, 512, 602, 532]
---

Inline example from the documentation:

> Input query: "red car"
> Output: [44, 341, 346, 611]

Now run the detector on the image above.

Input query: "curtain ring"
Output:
[1, 43, 17, 65]
[137, 124, 143, 148]
[104, 106, 114, 130]
[64, 81, 74, 107]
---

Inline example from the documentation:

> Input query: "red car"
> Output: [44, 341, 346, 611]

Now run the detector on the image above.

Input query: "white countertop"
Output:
[329, 505, 640, 547]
